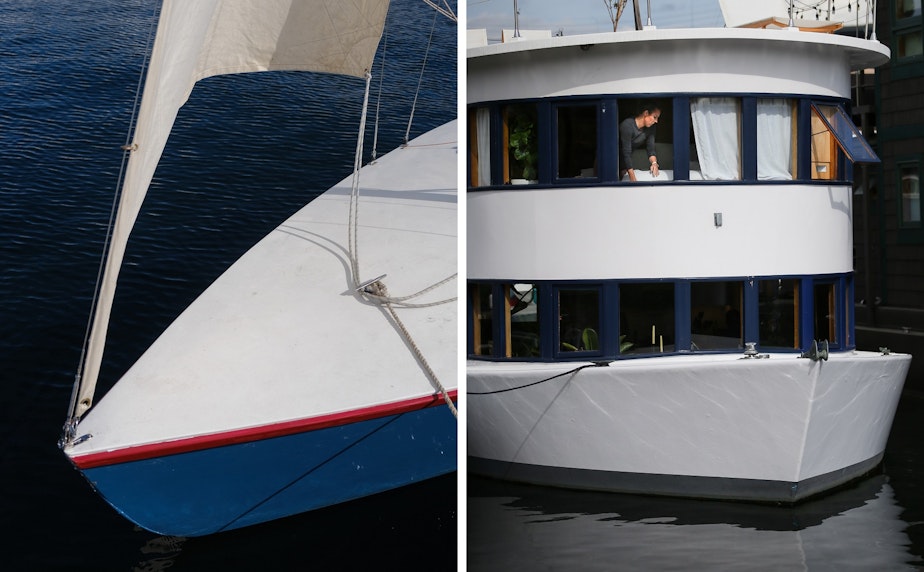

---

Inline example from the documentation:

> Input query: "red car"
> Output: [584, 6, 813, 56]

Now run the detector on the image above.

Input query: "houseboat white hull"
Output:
[468, 350, 909, 502]
[466, 24, 908, 503]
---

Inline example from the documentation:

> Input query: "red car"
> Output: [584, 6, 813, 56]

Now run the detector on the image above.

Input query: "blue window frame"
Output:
[810, 102, 880, 164]
[468, 274, 855, 361]
[469, 95, 872, 189]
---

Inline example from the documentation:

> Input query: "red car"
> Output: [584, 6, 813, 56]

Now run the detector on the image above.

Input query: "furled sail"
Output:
[72, 0, 390, 420]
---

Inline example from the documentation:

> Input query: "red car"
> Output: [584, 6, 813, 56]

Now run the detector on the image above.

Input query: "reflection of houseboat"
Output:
[466, 21, 911, 502]
[469, 475, 915, 569]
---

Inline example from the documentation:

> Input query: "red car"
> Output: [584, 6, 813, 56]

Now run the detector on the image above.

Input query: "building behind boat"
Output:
[854, 1, 924, 385]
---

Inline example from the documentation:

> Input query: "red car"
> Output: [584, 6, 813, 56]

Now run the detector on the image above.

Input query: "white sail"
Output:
[74, 0, 390, 418]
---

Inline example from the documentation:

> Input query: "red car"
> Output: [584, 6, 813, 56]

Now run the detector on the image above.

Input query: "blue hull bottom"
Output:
[80, 406, 456, 536]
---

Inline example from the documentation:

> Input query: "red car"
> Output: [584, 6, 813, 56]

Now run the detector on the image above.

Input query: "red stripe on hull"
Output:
[71, 390, 457, 470]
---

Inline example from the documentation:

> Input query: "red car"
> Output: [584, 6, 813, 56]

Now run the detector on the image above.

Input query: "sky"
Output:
[466, 0, 727, 41]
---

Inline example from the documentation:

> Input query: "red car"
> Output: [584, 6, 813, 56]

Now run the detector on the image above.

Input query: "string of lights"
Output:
[784, 0, 875, 22]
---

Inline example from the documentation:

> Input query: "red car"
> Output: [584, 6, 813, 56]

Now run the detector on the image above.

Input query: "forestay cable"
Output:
[404, 8, 438, 144]
[62, 1, 161, 444]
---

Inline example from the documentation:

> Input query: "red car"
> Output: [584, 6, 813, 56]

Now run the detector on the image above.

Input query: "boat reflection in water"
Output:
[468, 474, 919, 570]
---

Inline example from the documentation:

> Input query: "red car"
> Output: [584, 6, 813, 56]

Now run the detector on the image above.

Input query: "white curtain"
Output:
[476, 107, 491, 187]
[691, 97, 740, 180]
[757, 99, 794, 180]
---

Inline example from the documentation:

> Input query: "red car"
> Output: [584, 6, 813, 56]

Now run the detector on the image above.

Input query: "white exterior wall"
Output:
[469, 184, 853, 280]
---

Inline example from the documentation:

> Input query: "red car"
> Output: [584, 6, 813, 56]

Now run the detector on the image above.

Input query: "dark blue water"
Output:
[0, 1, 457, 569]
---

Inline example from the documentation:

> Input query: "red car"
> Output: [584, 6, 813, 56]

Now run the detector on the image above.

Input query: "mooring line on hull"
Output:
[468, 361, 612, 396]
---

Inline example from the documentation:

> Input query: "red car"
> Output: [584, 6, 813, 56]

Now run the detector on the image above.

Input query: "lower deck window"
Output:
[468, 275, 851, 360]
[507, 283, 539, 357]
[559, 289, 600, 352]
[759, 279, 799, 349]
[620, 283, 674, 355]
[691, 281, 743, 350]
[814, 282, 838, 345]
[470, 283, 493, 356]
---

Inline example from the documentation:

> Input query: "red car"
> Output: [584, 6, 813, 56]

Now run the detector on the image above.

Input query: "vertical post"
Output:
[513, 0, 520, 38]
[870, 0, 877, 41]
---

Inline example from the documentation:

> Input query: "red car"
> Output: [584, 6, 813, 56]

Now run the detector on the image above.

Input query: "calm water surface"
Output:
[0, 1, 457, 569]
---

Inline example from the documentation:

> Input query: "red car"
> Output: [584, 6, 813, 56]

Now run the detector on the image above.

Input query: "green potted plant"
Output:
[509, 114, 538, 183]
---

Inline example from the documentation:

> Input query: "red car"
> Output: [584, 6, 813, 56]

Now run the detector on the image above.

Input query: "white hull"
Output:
[468, 350, 909, 501]
[68, 120, 457, 458]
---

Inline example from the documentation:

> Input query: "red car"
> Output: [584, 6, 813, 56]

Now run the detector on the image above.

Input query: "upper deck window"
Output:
[469, 107, 491, 187]
[811, 103, 879, 164]
[467, 95, 874, 188]
[618, 98, 672, 181]
[505, 103, 539, 184]
[757, 99, 797, 180]
[556, 104, 598, 180]
[810, 102, 879, 180]
[691, 97, 741, 180]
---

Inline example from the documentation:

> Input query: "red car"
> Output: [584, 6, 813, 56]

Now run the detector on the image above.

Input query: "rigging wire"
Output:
[63, 1, 162, 442]
[370, 11, 388, 161]
[404, 8, 439, 144]
[421, 0, 457, 22]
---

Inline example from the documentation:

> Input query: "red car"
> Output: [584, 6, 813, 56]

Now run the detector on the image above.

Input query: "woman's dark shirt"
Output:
[619, 116, 656, 171]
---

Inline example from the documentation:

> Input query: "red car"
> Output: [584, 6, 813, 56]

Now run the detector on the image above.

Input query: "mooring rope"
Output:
[468, 362, 612, 395]
[347, 69, 457, 417]
[363, 280, 457, 417]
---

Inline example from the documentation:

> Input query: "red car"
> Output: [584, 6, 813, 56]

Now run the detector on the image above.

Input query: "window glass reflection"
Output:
[691, 281, 743, 350]
[506, 283, 539, 357]
[759, 279, 799, 349]
[559, 289, 600, 352]
[620, 283, 674, 354]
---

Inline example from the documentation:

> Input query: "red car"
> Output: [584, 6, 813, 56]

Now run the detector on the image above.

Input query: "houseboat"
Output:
[466, 22, 911, 502]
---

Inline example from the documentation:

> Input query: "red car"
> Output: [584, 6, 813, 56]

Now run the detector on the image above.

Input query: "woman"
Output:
[619, 104, 661, 182]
